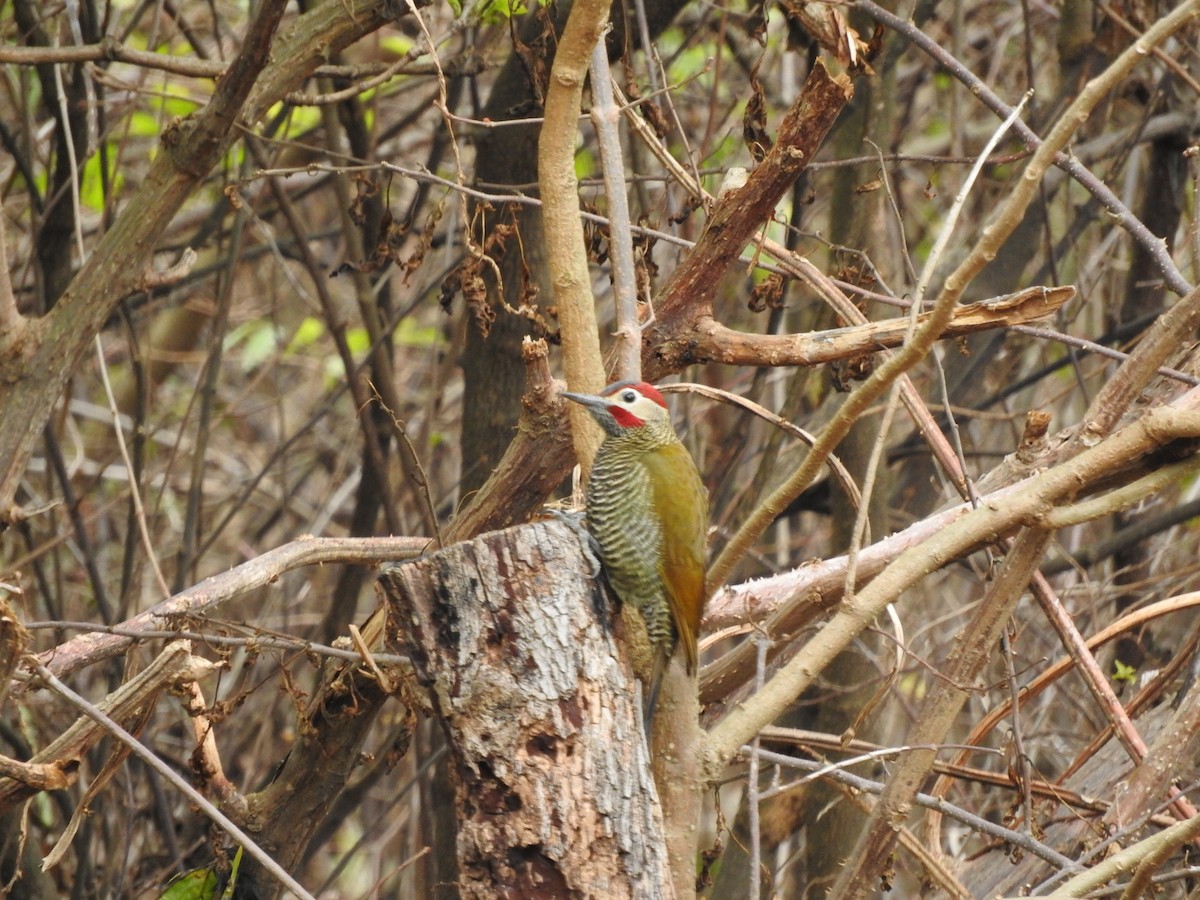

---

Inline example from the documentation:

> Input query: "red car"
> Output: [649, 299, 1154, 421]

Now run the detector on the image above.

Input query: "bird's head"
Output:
[561, 381, 670, 436]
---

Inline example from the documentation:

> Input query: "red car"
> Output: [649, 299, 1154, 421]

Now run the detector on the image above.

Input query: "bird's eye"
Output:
[621, 390, 637, 403]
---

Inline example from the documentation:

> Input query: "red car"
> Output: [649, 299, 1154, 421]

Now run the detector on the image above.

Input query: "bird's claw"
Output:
[548, 508, 612, 627]
[548, 508, 603, 579]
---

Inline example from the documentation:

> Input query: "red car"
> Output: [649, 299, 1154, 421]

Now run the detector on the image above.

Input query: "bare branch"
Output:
[540, 0, 611, 472]
[35, 536, 427, 679]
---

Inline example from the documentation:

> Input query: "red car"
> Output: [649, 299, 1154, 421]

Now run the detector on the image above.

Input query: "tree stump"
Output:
[379, 519, 673, 899]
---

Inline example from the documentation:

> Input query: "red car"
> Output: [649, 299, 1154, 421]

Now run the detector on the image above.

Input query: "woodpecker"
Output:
[561, 381, 708, 718]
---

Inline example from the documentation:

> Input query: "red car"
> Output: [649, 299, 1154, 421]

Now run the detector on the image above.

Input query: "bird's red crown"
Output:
[602, 381, 667, 428]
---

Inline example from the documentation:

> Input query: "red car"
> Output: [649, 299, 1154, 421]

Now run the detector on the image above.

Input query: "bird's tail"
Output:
[642, 648, 671, 735]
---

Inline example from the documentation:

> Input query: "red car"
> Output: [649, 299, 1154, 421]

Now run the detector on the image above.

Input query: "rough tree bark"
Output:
[380, 519, 674, 899]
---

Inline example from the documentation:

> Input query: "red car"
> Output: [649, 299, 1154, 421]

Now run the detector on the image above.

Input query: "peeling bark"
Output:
[380, 520, 673, 899]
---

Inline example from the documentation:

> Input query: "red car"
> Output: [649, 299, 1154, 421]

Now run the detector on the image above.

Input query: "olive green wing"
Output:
[643, 439, 708, 673]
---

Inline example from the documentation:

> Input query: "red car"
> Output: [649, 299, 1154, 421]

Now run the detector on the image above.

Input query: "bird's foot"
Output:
[547, 508, 612, 628]
[548, 508, 603, 579]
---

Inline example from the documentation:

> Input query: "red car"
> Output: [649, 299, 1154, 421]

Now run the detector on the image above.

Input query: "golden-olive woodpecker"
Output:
[562, 381, 708, 716]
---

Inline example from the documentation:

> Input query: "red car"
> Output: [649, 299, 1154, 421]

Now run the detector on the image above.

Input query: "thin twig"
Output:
[747, 634, 767, 900]
[745, 745, 1077, 872]
[31, 657, 316, 900]
[1040, 811, 1200, 898]
[0, 217, 19, 330]
[22, 620, 411, 666]
[702, 401, 1200, 774]
[854, 0, 1195, 298]
[661, 382, 862, 513]
[36, 535, 429, 679]
[1000, 626, 1034, 834]
[589, 37, 642, 381]
[93, 337, 172, 599]
[612, 78, 973, 499]
[539, 0, 612, 470]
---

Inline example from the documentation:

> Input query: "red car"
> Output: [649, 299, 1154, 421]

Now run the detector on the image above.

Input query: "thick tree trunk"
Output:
[379, 519, 674, 898]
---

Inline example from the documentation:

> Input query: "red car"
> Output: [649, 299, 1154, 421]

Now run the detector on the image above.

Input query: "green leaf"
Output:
[574, 147, 594, 180]
[225, 320, 280, 372]
[477, 0, 526, 25]
[394, 318, 444, 349]
[221, 847, 243, 899]
[129, 111, 163, 138]
[80, 152, 123, 212]
[272, 103, 323, 142]
[240, 324, 280, 371]
[1112, 659, 1137, 684]
[382, 33, 415, 56]
[160, 85, 201, 119]
[288, 317, 326, 352]
[345, 326, 371, 356]
[159, 867, 220, 900]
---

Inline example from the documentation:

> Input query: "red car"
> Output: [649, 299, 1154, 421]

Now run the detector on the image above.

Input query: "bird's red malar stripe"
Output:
[609, 407, 647, 428]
